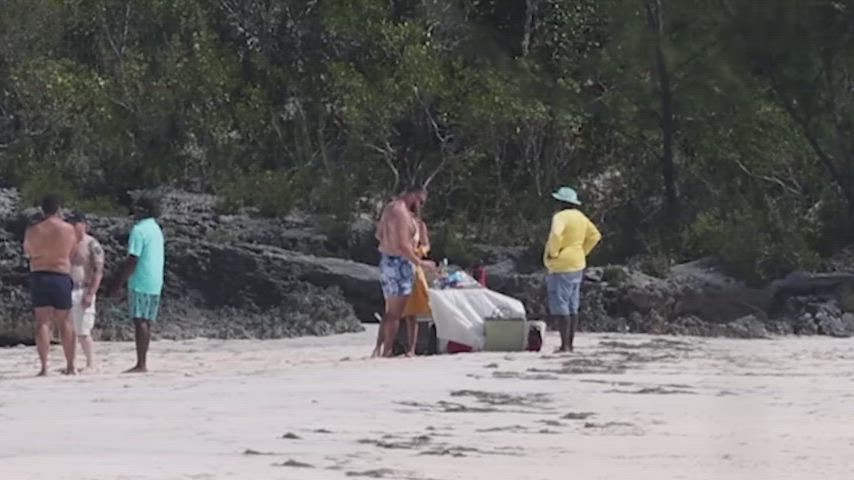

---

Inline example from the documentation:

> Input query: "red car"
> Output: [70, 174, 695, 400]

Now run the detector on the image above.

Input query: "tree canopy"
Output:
[1, 0, 852, 282]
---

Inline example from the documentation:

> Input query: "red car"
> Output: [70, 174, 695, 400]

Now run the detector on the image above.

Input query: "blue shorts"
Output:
[31, 272, 73, 310]
[129, 290, 161, 321]
[379, 254, 415, 298]
[547, 270, 583, 316]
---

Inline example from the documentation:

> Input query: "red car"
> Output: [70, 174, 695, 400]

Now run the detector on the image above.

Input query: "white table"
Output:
[427, 287, 527, 351]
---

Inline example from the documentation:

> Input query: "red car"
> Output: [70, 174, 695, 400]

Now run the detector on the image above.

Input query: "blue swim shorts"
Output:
[129, 290, 161, 321]
[547, 270, 583, 316]
[31, 271, 73, 310]
[379, 254, 415, 298]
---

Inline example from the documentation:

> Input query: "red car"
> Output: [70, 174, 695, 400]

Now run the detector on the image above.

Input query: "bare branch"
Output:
[733, 157, 801, 196]
[121, 1, 132, 57]
[521, 0, 540, 57]
[100, 1, 124, 64]
[422, 155, 447, 190]
[413, 87, 453, 189]
[107, 95, 134, 113]
[368, 140, 400, 193]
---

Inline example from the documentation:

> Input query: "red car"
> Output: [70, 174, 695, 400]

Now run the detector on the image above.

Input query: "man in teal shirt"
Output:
[109, 195, 165, 373]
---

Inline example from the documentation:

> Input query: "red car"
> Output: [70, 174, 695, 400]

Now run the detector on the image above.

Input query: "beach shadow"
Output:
[562, 411, 596, 420]
[582, 421, 645, 436]
[449, 390, 551, 408]
[272, 459, 315, 469]
[604, 386, 696, 395]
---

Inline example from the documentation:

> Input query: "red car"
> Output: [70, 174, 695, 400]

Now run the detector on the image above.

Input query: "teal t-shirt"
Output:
[127, 218, 165, 295]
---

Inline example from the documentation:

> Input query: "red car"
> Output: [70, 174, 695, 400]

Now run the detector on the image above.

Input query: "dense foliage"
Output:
[1, 0, 852, 282]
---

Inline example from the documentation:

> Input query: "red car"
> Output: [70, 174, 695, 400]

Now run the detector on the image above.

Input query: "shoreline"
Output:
[2, 327, 853, 479]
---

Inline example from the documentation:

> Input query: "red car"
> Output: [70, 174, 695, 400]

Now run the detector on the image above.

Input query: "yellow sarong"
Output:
[403, 266, 430, 317]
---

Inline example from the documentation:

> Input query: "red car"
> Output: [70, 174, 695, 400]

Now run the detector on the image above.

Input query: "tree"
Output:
[726, 0, 854, 218]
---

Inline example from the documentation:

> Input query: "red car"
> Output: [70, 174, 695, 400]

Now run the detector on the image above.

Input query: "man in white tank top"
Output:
[66, 211, 105, 370]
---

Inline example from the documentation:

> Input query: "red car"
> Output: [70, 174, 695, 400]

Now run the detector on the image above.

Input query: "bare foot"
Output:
[405, 351, 415, 358]
[61, 367, 78, 375]
[37, 368, 48, 377]
[123, 365, 148, 374]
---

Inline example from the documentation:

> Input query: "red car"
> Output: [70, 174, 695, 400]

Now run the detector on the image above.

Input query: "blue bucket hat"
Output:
[551, 186, 582, 206]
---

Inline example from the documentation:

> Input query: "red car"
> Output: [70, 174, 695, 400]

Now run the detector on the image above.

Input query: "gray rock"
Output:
[767, 321, 795, 335]
[815, 310, 851, 338]
[794, 313, 818, 335]
[843, 312, 854, 327]
[717, 315, 770, 339]
[0, 189, 365, 346]
[3, 186, 851, 342]
[667, 316, 713, 337]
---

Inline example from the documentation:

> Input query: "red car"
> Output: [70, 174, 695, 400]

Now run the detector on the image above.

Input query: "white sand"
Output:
[1, 327, 853, 480]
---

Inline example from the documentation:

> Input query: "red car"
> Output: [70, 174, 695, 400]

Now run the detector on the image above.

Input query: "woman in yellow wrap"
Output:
[402, 217, 431, 356]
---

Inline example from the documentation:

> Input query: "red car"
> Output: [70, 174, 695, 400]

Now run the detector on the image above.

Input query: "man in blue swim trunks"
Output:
[24, 194, 78, 376]
[373, 187, 434, 357]
[108, 195, 165, 373]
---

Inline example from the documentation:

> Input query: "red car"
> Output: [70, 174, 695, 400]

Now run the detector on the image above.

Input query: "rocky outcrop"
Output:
[2, 187, 853, 345]
[483, 252, 854, 339]
[0, 189, 366, 346]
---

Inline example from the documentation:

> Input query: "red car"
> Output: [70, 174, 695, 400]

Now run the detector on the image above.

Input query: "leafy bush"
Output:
[815, 187, 854, 257]
[684, 208, 819, 285]
[431, 223, 480, 267]
[218, 170, 299, 217]
[20, 172, 125, 216]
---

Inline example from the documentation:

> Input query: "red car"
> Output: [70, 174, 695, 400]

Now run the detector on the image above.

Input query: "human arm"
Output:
[418, 221, 431, 257]
[582, 219, 602, 256]
[23, 228, 32, 258]
[544, 214, 566, 260]
[108, 225, 143, 297]
[83, 239, 105, 307]
[107, 255, 137, 297]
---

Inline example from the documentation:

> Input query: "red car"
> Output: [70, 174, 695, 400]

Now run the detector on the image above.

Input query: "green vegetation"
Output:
[1, 0, 852, 282]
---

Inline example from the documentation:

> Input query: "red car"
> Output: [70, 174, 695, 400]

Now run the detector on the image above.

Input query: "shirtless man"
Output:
[23, 194, 78, 376]
[66, 211, 105, 370]
[374, 187, 434, 357]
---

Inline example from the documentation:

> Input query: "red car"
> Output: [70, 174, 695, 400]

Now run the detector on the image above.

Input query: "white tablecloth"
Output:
[427, 288, 527, 351]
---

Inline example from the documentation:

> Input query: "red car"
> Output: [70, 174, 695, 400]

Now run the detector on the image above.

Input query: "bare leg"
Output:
[125, 319, 150, 373]
[555, 315, 571, 352]
[372, 328, 384, 358]
[34, 307, 53, 376]
[54, 309, 76, 374]
[405, 317, 418, 357]
[568, 314, 579, 352]
[79, 335, 94, 369]
[381, 297, 407, 358]
[371, 312, 384, 358]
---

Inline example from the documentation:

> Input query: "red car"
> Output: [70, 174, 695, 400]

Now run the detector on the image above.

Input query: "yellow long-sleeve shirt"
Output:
[543, 209, 601, 273]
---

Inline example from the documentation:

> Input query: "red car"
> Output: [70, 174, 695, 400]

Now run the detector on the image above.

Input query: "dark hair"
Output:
[65, 209, 87, 224]
[135, 194, 161, 218]
[40, 193, 63, 215]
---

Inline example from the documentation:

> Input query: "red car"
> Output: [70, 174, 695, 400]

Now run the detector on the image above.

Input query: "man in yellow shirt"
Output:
[543, 186, 602, 352]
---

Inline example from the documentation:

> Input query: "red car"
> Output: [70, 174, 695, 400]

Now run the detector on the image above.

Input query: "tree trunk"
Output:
[521, 0, 539, 57]
[645, 0, 679, 227]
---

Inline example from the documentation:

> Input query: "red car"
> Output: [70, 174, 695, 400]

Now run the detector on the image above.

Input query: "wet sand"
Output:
[1, 327, 853, 479]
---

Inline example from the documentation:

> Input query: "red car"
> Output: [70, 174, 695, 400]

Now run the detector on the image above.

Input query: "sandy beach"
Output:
[2, 326, 853, 480]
